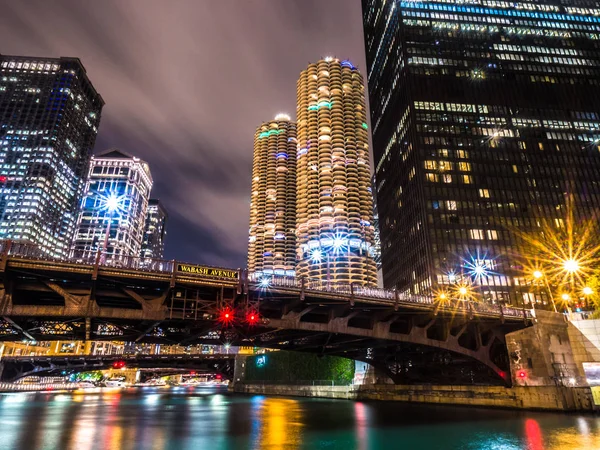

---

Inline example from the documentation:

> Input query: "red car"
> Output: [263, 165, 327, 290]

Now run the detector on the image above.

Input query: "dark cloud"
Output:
[0, 0, 367, 267]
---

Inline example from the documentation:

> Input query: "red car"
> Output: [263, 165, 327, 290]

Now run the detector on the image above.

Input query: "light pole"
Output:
[561, 258, 582, 316]
[533, 270, 557, 313]
[582, 286, 594, 312]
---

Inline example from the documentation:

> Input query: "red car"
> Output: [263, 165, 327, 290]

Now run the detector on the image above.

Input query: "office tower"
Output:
[140, 199, 168, 260]
[372, 175, 383, 287]
[296, 58, 377, 286]
[0, 55, 104, 257]
[362, 0, 600, 305]
[72, 149, 152, 261]
[248, 114, 297, 276]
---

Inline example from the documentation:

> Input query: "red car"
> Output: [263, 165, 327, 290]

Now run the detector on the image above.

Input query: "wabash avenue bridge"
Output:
[0, 241, 532, 386]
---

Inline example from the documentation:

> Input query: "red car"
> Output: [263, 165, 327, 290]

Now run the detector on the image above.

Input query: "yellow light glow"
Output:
[583, 286, 593, 296]
[563, 259, 580, 273]
[561, 293, 571, 301]
[459, 287, 468, 296]
[533, 270, 543, 279]
[439, 293, 446, 300]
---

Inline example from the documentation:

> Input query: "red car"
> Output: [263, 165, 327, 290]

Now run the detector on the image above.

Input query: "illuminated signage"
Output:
[177, 264, 239, 280]
[256, 355, 267, 367]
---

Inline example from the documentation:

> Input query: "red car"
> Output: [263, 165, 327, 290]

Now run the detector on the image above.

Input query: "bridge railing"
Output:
[6, 242, 173, 274]
[247, 272, 529, 317]
[2, 240, 530, 320]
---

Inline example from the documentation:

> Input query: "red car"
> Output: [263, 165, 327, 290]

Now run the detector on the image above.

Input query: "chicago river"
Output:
[0, 387, 599, 449]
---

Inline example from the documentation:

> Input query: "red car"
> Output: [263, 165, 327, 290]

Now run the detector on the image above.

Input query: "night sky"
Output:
[0, 0, 369, 268]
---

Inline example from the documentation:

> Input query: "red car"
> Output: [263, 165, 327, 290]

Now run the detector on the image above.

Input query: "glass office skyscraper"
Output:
[363, 0, 600, 305]
[141, 199, 168, 261]
[0, 55, 103, 257]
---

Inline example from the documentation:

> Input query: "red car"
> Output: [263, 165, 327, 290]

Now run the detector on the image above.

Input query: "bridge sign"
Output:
[177, 264, 239, 280]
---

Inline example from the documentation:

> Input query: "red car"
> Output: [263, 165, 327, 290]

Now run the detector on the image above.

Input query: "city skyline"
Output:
[0, 0, 368, 268]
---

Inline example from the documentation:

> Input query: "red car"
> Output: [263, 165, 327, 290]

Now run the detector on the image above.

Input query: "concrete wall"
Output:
[568, 318, 600, 377]
[233, 383, 596, 412]
[506, 310, 583, 386]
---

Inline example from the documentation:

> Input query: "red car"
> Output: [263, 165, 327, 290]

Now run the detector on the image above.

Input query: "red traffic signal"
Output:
[517, 370, 527, 379]
[246, 310, 259, 326]
[112, 360, 126, 369]
[218, 306, 235, 326]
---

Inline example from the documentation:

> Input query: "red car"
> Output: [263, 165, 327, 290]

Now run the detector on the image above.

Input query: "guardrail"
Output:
[0, 240, 531, 320]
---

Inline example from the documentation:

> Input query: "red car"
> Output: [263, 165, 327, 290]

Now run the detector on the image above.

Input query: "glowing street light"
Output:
[533, 270, 543, 280]
[333, 237, 345, 250]
[583, 286, 594, 296]
[561, 293, 571, 302]
[459, 286, 468, 296]
[311, 249, 323, 263]
[104, 194, 121, 213]
[96, 190, 128, 264]
[563, 259, 580, 274]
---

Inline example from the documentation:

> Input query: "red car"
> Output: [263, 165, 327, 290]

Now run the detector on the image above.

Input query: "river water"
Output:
[1, 386, 599, 449]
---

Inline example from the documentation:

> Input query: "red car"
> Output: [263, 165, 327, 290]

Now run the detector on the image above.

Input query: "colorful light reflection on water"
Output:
[0, 387, 599, 449]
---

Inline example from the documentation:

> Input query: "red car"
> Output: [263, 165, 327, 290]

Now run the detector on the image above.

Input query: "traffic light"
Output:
[246, 310, 259, 326]
[112, 360, 126, 369]
[218, 306, 235, 326]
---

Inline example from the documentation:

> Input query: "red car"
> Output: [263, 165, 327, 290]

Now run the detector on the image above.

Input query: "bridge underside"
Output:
[0, 354, 235, 382]
[0, 258, 531, 386]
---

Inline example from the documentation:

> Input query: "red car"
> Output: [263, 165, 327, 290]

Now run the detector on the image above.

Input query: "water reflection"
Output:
[252, 397, 303, 449]
[0, 388, 599, 450]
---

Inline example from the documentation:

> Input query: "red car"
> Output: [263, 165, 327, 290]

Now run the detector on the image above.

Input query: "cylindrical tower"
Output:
[296, 57, 377, 286]
[248, 114, 297, 276]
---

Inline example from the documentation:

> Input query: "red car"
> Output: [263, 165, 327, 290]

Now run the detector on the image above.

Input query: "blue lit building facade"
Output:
[0, 55, 103, 257]
[72, 149, 152, 262]
[363, 0, 600, 305]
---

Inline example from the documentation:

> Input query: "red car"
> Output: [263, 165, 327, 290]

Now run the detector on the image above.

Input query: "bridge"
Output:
[0, 353, 234, 381]
[0, 241, 532, 386]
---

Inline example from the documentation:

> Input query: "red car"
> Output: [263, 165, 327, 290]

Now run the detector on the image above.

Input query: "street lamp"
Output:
[583, 286, 594, 296]
[311, 248, 331, 283]
[563, 259, 580, 274]
[96, 191, 127, 264]
[531, 269, 558, 313]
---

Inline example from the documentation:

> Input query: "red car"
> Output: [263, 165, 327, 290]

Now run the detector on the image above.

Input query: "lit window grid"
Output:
[363, 0, 600, 302]
[140, 200, 167, 261]
[0, 55, 103, 257]
[72, 155, 152, 260]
